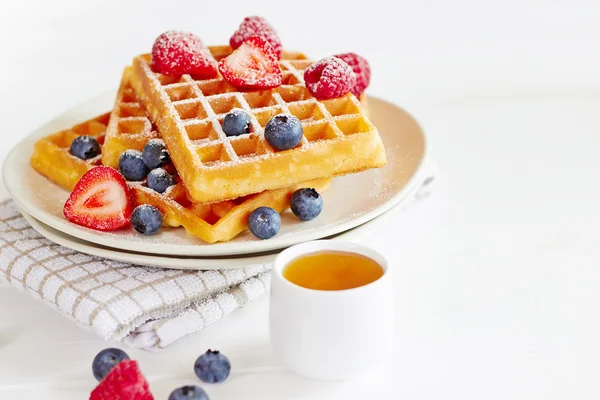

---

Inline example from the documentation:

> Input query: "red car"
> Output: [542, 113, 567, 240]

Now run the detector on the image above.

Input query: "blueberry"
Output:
[70, 135, 101, 160]
[92, 348, 130, 382]
[290, 188, 323, 221]
[131, 204, 162, 235]
[142, 139, 170, 169]
[247, 206, 281, 239]
[222, 108, 251, 137]
[168, 385, 209, 400]
[264, 114, 303, 150]
[119, 150, 148, 181]
[147, 168, 175, 194]
[194, 350, 231, 384]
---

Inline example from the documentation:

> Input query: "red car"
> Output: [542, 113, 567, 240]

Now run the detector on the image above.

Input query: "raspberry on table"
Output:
[334, 53, 371, 98]
[303, 57, 357, 100]
[90, 360, 153, 400]
[151, 31, 218, 77]
[230, 16, 283, 59]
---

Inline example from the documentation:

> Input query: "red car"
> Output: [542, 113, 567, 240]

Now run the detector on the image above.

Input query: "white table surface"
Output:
[1, 1, 600, 399]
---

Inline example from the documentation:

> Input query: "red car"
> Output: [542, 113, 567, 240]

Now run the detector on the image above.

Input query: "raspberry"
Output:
[90, 360, 153, 400]
[230, 16, 283, 59]
[334, 53, 371, 98]
[303, 57, 357, 100]
[151, 31, 217, 78]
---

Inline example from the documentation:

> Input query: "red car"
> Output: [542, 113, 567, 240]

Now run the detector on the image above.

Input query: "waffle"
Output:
[101, 67, 160, 168]
[130, 46, 386, 203]
[30, 113, 330, 243]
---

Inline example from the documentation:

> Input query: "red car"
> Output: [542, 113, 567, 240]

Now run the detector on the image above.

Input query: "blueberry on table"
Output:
[194, 350, 231, 383]
[248, 206, 281, 239]
[169, 385, 210, 400]
[147, 168, 175, 194]
[92, 348, 130, 381]
[222, 108, 251, 137]
[131, 204, 163, 235]
[290, 188, 323, 221]
[264, 114, 303, 150]
[142, 139, 171, 169]
[119, 150, 148, 181]
[70, 135, 100, 160]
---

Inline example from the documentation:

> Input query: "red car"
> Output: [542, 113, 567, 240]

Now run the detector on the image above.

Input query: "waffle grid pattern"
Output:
[31, 113, 329, 243]
[101, 67, 160, 169]
[131, 47, 385, 203]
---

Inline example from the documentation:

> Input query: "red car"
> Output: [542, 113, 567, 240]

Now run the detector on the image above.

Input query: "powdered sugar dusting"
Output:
[229, 16, 283, 59]
[151, 31, 218, 77]
[304, 57, 357, 99]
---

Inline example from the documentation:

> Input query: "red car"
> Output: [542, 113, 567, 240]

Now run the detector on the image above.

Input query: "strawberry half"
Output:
[218, 35, 282, 90]
[90, 360, 153, 400]
[63, 166, 133, 231]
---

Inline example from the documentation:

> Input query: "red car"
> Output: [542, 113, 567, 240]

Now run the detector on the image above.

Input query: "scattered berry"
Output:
[63, 166, 132, 231]
[304, 57, 356, 100]
[142, 139, 170, 169]
[169, 385, 209, 400]
[70, 135, 101, 160]
[264, 114, 303, 151]
[151, 31, 218, 78]
[90, 360, 153, 400]
[334, 53, 371, 98]
[222, 108, 251, 137]
[290, 188, 323, 221]
[230, 16, 282, 59]
[119, 150, 148, 181]
[131, 205, 163, 235]
[194, 350, 232, 384]
[218, 35, 282, 90]
[248, 207, 281, 239]
[92, 348, 130, 382]
[147, 168, 175, 194]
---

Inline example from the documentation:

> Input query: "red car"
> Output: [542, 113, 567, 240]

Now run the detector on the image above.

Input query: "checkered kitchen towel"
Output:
[0, 200, 271, 350]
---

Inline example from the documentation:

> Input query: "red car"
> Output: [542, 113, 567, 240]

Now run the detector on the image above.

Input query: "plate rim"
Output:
[3, 93, 429, 257]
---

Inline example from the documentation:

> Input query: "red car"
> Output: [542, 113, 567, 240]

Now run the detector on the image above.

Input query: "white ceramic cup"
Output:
[269, 240, 394, 381]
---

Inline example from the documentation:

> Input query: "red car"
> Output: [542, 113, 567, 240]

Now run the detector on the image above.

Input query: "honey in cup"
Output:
[283, 250, 384, 291]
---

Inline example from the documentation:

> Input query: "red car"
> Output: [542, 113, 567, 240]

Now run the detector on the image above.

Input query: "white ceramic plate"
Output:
[3, 92, 427, 257]
[21, 206, 389, 270]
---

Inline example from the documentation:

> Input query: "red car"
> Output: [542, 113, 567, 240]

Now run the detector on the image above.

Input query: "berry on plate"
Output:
[218, 35, 282, 90]
[152, 31, 218, 78]
[63, 166, 133, 231]
[304, 57, 357, 100]
[290, 188, 323, 221]
[247, 207, 281, 240]
[168, 385, 209, 400]
[147, 168, 175, 194]
[70, 135, 101, 160]
[334, 53, 371, 98]
[142, 139, 170, 170]
[131, 204, 163, 235]
[222, 108, 251, 137]
[92, 348, 130, 382]
[90, 360, 153, 400]
[194, 350, 232, 384]
[230, 16, 282, 59]
[119, 150, 148, 181]
[264, 114, 303, 151]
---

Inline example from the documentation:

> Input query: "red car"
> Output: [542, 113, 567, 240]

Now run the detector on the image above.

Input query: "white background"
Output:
[1, 0, 600, 399]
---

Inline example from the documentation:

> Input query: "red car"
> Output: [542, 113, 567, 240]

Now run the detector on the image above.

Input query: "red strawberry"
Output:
[151, 31, 218, 78]
[63, 166, 133, 231]
[90, 360, 153, 400]
[230, 16, 283, 59]
[334, 53, 371, 98]
[218, 36, 282, 90]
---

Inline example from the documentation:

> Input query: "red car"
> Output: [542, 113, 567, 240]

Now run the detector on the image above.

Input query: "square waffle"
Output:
[130, 46, 386, 203]
[30, 72, 330, 243]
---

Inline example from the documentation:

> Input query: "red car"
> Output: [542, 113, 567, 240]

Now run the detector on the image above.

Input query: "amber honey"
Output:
[283, 251, 384, 291]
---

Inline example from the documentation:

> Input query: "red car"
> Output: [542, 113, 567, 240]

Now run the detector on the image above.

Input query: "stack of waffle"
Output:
[31, 46, 386, 243]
